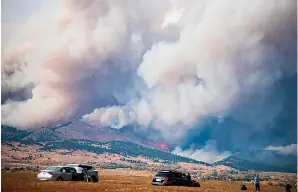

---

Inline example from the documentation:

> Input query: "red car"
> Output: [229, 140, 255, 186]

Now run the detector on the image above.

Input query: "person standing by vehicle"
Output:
[285, 183, 292, 192]
[254, 174, 260, 191]
[187, 173, 191, 181]
[241, 184, 247, 191]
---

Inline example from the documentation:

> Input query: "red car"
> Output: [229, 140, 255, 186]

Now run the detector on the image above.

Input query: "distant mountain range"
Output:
[1, 124, 208, 166]
[214, 151, 297, 173]
[1, 122, 297, 173]
[2, 120, 170, 152]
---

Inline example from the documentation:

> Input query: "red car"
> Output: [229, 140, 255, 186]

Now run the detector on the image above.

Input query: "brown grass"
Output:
[1, 172, 291, 192]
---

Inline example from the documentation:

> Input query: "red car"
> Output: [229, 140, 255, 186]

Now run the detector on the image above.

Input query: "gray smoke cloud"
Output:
[2, 0, 296, 149]
[84, 0, 296, 141]
[265, 144, 297, 155]
[2, 0, 172, 129]
[172, 140, 231, 163]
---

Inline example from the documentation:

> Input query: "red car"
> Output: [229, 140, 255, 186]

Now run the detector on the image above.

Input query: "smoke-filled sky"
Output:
[2, 0, 297, 163]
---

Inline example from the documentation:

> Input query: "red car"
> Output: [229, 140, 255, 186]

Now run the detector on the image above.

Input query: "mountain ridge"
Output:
[9, 120, 169, 152]
[1, 125, 209, 166]
[214, 152, 297, 173]
[1, 124, 296, 173]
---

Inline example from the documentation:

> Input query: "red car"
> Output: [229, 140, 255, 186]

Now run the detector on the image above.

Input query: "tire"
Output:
[192, 182, 200, 187]
[91, 176, 98, 183]
[171, 181, 177, 186]
[56, 177, 64, 181]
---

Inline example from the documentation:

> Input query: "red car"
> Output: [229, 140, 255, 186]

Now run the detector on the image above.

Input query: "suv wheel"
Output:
[91, 176, 98, 182]
[56, 177, 63, 181]
[192, 182, 200, 187]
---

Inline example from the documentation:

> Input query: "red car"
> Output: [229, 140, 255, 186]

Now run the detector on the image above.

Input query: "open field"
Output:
[1, 172, 293, 192]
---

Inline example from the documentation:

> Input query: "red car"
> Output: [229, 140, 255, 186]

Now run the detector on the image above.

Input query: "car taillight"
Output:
[48, 172, 54, 175]
[164, 177, 168, 181]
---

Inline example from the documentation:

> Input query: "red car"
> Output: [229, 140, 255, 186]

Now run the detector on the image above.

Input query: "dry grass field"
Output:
[2, 172, 293, 192]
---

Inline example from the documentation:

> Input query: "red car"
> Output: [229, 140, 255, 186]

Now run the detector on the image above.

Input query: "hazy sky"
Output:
[2, 0, 60, 48]
[2, 0, 58, 21]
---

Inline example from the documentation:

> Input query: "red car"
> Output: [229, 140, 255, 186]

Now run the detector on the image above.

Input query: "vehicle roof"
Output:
[43, 166, 68, 170]
[65, 164, 93, 167]
[65, 164, 80, 166]
[46, 166, 71, 168]
[159, 170, 181, 173]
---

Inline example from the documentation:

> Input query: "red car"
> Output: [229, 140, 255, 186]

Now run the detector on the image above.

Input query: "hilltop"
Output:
[1, 125, 297, 174]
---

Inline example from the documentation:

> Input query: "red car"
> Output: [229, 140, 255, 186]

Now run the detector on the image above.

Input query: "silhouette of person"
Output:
[285, 184, 292, 192]
[187, 173, 191, 181]
[254, 174, 260, 191]
[241, 184, 247, 190]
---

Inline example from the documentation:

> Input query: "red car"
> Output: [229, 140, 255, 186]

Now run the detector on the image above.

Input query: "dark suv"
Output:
[152, 170, 200, 187]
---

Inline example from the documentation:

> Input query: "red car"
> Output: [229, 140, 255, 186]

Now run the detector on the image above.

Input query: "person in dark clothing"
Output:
[82, 168, 91, 182]
[187, 173, 191, 181]
[254, 174, 260, 191]
[285, 184, 292, 192]
[241, 184, 247, 190]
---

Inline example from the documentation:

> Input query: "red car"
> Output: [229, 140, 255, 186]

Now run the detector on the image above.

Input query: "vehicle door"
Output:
[70, 167, 78, 181]
[60, 167, 72, 181]
[181, 173, 192, 186]
[180, 173, 187, 186]
[173, 172, 183, 185]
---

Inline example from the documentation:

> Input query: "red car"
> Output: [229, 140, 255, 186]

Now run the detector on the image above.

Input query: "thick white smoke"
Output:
[2, 0, 296, 148]
[82, 106, 136, 129]
[83, 0, 296, 141]
[172, 140, 231, 163]
[265, 144, 297, 155]
[2, 0, 172, 129]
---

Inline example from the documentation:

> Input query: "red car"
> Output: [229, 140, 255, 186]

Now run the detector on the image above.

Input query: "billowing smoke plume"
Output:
[2, 0, 296, 149]
[172, 140, 231, 163]
[2, 0, 172, 129]
[83, 0, 296, 141]
[82, 106, 135, 129]
[265, 144, 297, 155]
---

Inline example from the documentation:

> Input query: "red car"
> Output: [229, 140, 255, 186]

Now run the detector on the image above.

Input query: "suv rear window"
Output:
[156, 171, 173, 177]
